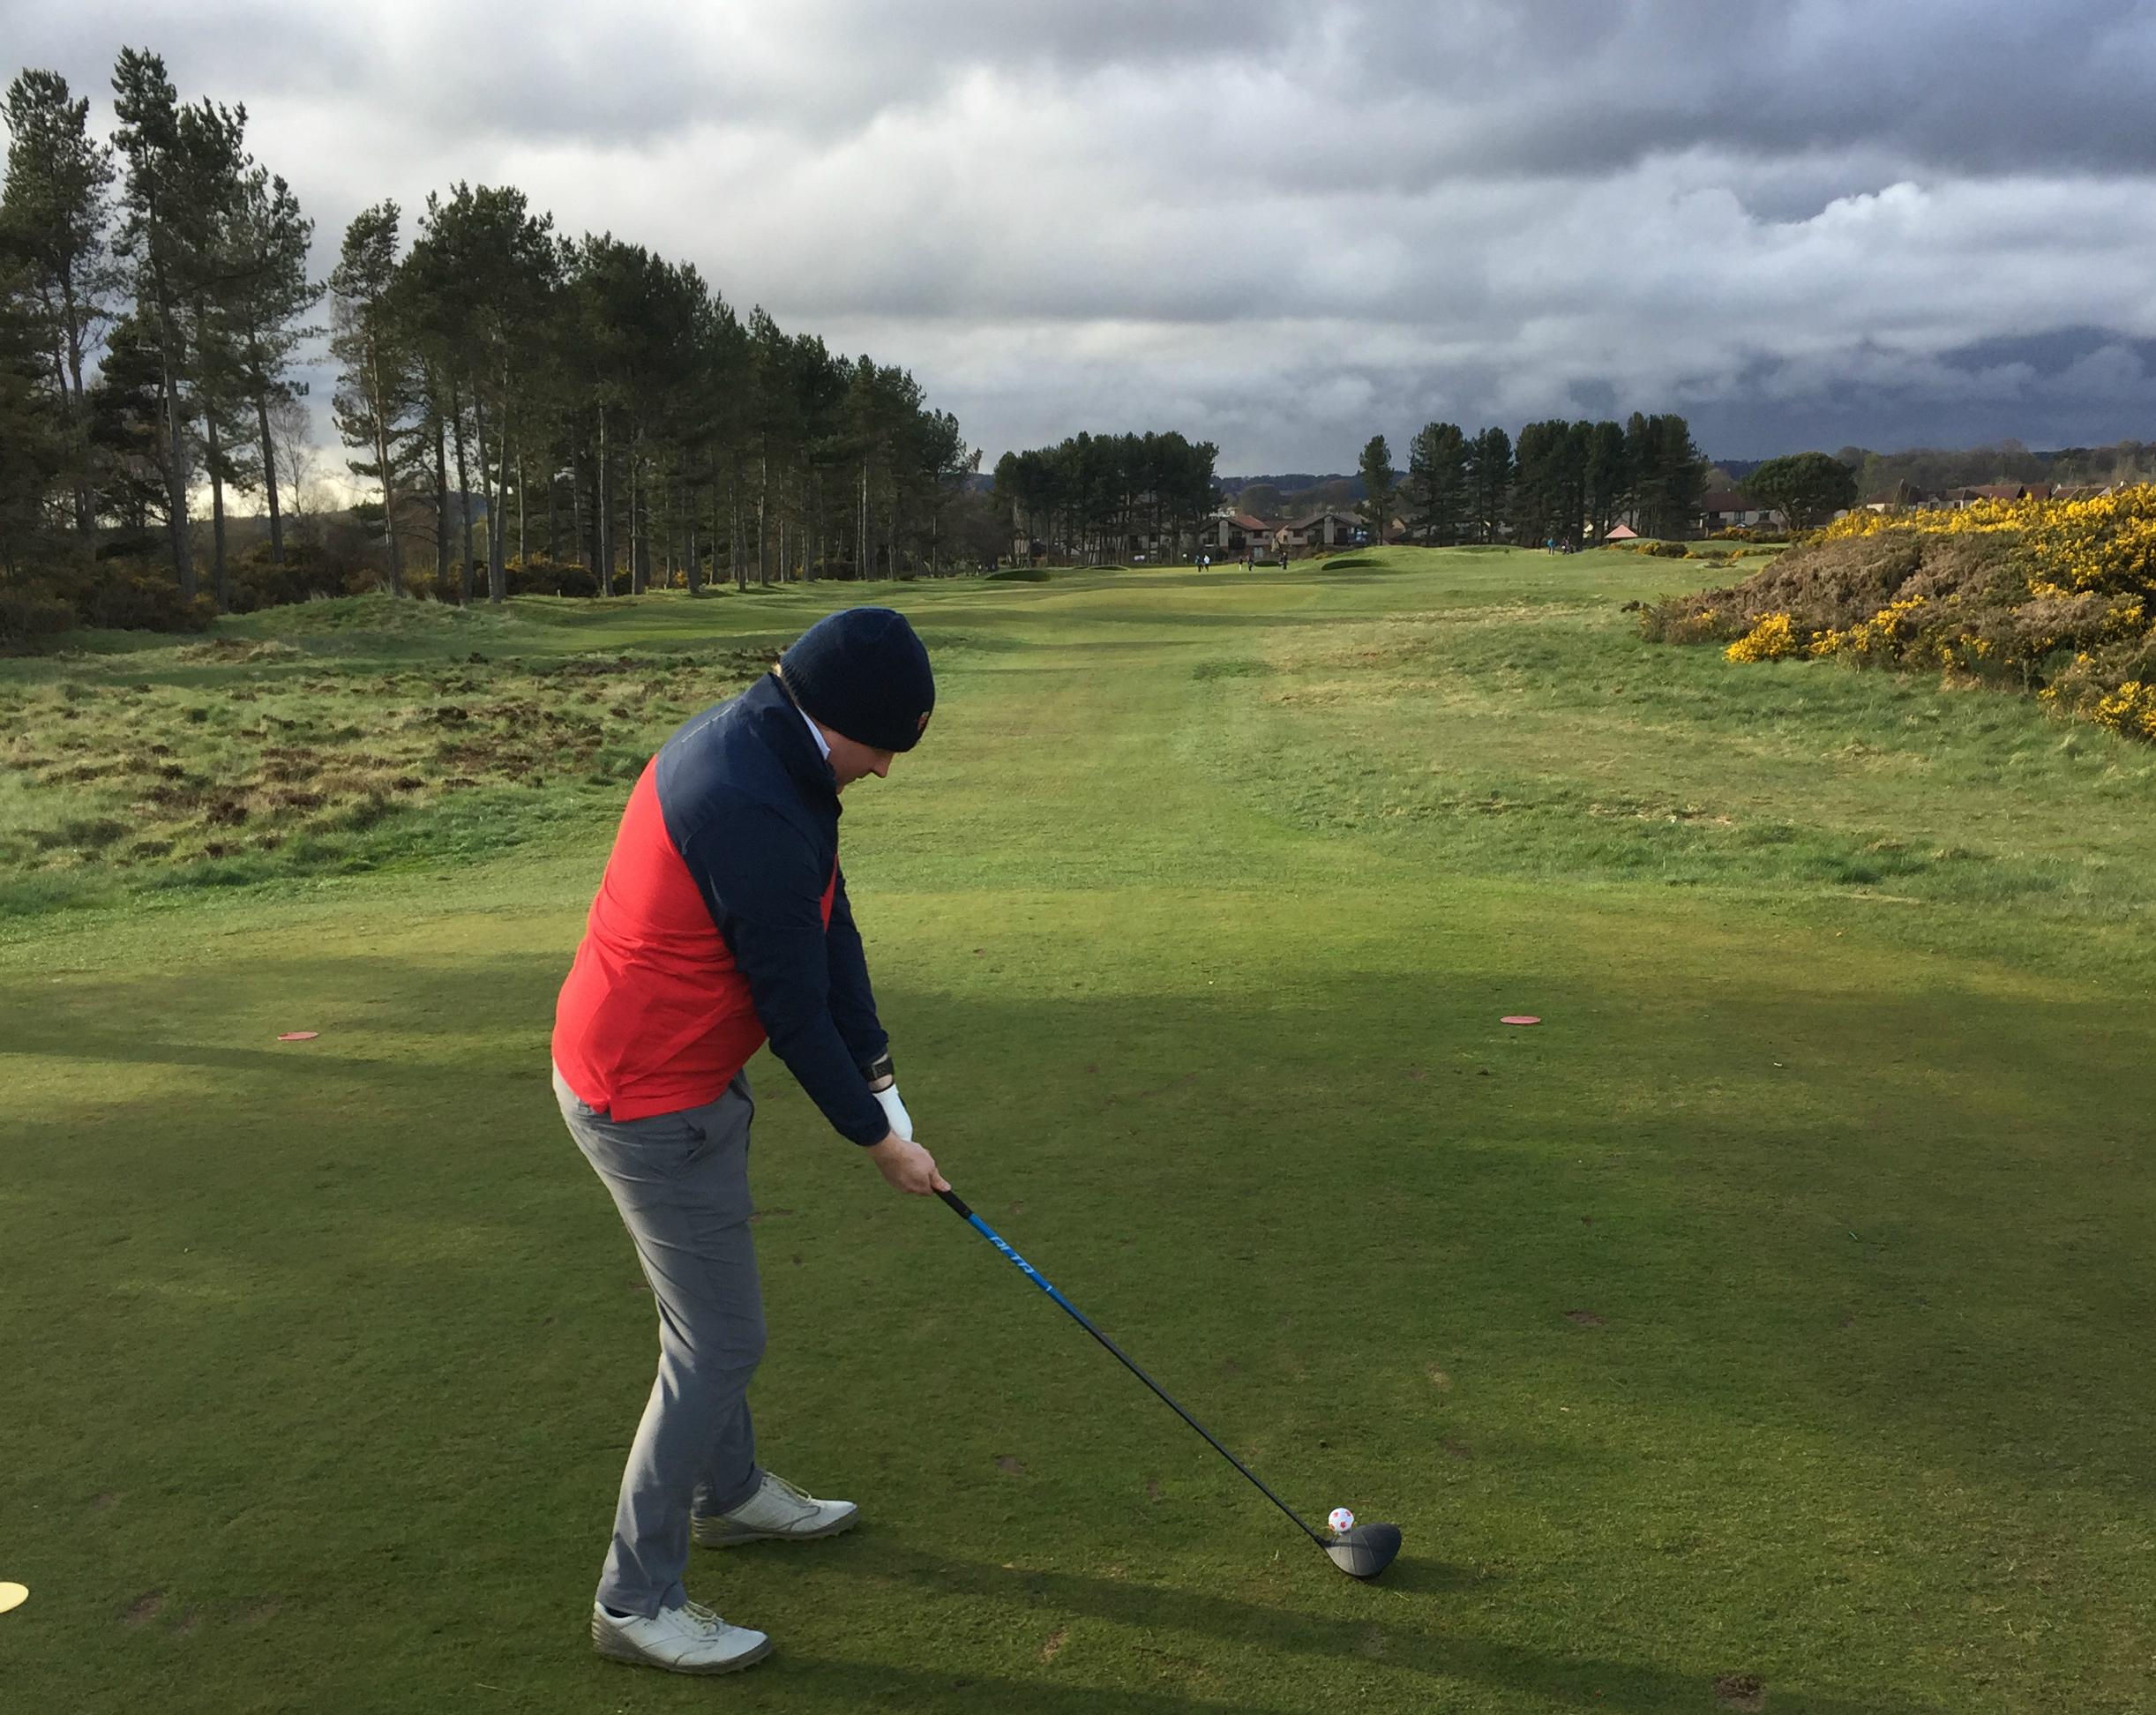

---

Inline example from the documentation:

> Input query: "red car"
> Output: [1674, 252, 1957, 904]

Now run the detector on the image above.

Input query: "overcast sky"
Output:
[14, 0, 2156, 471]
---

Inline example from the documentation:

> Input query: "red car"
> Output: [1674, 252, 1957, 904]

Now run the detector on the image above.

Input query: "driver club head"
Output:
[1324, 1523, 1403, 1580]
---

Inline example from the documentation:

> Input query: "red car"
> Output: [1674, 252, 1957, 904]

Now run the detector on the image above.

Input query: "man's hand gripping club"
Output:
[864, 1056, 947, 1195]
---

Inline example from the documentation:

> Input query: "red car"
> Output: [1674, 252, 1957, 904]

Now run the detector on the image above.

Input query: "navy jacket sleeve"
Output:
[675, 798, 890, 1147]
[824, 865, 888, 1070]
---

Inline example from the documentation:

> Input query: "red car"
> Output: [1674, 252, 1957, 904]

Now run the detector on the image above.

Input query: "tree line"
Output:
[992, 431, 1217, 564]
[0, 49, 979, 611]
[1831, 438, 2156, 500]
[1356, 413, 1709, 547]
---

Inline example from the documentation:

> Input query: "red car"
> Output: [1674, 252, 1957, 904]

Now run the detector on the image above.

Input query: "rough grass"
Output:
[1206, 593, 2156, 949]
[0, 639, 766, 911]
[4, 553, 2153, 1713]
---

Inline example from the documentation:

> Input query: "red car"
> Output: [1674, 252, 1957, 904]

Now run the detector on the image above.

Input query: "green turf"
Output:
[4, 551, 2152, 1712]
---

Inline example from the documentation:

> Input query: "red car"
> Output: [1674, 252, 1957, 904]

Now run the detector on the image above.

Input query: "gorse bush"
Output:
[1648, 484, 2156, 740]
[0, 587, 77, 651]
[1601, 540, 1695, 558]
[226, 543, 357, 614]
[74, 561, 217, 633]
[505, 556, 604, 598]
[1724, 611, 1801, 662]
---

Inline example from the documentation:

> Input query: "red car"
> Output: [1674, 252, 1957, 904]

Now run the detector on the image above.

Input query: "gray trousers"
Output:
[554, 1065, 767, 1616]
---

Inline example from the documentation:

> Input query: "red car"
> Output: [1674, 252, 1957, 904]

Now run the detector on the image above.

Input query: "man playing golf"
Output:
[551, 607, 946, 1675]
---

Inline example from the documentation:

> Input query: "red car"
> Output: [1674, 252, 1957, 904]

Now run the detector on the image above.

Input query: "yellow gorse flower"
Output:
[1720, 487, 2156, 744]
[1820, 485, 2156, 603]
[1725, 612, 1802, 662]
[2091, 679, 2156, 741]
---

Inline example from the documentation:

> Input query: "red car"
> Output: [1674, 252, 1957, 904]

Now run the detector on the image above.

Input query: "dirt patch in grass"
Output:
[1713, 1671, 1766, 1711]
[1564, 1309, 1607, 1326]
[124, 1589, 164, 1626]
[173, 639, 304, 664]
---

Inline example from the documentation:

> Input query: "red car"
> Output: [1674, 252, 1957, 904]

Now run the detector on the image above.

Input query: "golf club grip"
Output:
[937, 1188, 975, 1220]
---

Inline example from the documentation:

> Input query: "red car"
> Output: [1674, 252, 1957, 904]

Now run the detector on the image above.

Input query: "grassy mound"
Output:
[0, 616, 767, 912]
[1643, 488, 2156, 741]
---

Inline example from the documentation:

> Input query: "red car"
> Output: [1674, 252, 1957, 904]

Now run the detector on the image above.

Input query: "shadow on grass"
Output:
[820, 1547, 1940, 1714]
[741, 1657, 1322, 1715]
[2, 943, 2147, 1711]
[5, 944, 2152, 1516]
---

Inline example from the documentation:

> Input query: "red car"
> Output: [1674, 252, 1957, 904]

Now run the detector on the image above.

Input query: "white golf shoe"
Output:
[693, 1471, 860, 1546]
[589, 1598, 772, 1674]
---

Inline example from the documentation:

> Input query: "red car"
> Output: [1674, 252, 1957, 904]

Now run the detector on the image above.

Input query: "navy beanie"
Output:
[780, 608, 936, 752]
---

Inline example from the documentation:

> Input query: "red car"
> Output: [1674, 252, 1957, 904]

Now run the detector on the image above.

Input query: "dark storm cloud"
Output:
[13, 0, 2156, 468]
[38, 2, 2156, 169]
[1355, 1, 2156, 179]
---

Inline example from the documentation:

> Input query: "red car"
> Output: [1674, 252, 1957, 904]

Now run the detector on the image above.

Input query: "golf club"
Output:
[937, 1187, 1403, 1581]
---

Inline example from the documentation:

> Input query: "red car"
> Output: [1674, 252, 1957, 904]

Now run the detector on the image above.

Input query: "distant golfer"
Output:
[551, 607, 944, 1675]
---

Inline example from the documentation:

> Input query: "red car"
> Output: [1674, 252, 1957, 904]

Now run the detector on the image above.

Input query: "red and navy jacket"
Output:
[551, 671, 891, 1144]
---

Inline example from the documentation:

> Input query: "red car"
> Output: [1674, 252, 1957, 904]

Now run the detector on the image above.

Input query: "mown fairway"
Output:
[4, 549, 2152, 1714]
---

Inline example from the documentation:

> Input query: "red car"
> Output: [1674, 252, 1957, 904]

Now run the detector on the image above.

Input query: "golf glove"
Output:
[873, 1082, 914, 1141]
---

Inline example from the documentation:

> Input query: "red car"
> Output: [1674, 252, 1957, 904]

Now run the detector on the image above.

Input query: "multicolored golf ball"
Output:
[1327, 1507, 1355, 1535]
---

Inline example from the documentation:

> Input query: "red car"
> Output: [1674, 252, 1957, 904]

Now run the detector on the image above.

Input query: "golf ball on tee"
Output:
[1328, 1507, 1355, 1535]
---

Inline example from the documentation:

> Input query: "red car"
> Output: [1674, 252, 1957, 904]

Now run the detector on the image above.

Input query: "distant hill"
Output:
[1216, 474, 1354, 494]
[1711, 440, 2156, 500]
[1218, 474, 1367, 516]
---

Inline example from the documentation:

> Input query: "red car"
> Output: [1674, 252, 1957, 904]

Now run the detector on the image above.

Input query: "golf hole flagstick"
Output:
[937, 1187, 1403, 1581]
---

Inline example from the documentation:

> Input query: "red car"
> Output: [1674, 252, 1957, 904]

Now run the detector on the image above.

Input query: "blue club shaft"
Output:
[936, 1187, 1324, 1545]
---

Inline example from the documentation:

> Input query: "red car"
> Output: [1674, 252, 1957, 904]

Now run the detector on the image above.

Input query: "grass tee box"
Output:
[2, 550, 2152, 1712]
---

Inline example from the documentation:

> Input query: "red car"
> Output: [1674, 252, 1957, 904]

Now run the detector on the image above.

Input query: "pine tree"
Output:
[328, 201, 420, 593]
[1, 70, 117, 537]
[221, 165, 318, 566]
[0, 245, 70, 573]
[1464, 425, 1512, 543]
[405, 184, 557, 603]
[1357, 434, 1396, 546]
[109, 48, 200, 592]
[1626, 412, 1705, 537]
[83, 309, 171, 534]
[172, 94, 251, 609]
[1583, 420, 1629, 542]
[1403, 421, 1467, 545]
